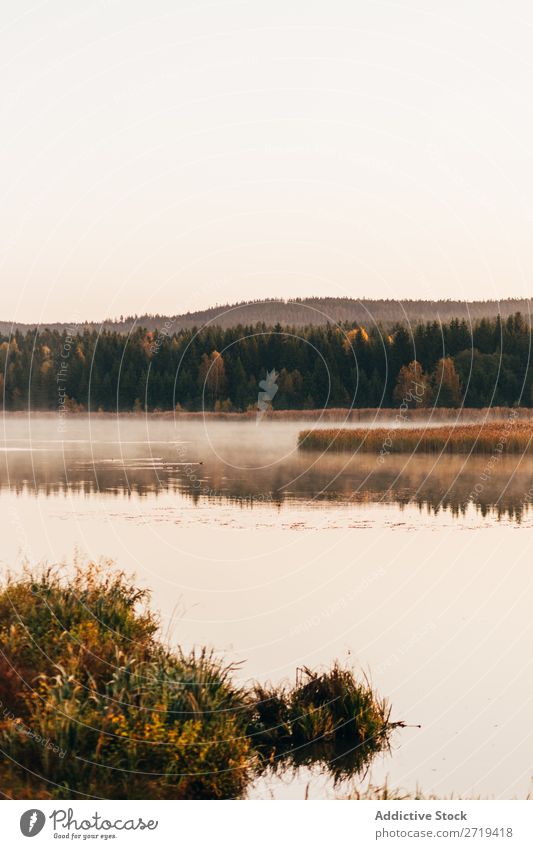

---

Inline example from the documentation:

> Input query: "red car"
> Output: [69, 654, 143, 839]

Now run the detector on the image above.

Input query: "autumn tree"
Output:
[393, 360, 430, 408]
[432, 357, 462, 407]
[198, 350, 227, 406]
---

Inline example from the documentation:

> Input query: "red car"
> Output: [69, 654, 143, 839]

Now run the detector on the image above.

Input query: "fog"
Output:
[2, 414, 533, 518]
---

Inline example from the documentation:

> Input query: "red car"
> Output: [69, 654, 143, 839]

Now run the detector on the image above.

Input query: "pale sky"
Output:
[2, 0, 533, 323]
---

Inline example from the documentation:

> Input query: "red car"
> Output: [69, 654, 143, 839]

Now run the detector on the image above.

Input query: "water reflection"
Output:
[2, 417, 533, 799]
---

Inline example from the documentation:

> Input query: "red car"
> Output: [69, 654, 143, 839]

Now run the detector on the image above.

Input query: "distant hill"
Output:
[1, 296, 532, 335]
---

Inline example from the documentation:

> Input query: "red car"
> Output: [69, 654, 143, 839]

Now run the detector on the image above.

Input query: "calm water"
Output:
[1, 414, 532, 799]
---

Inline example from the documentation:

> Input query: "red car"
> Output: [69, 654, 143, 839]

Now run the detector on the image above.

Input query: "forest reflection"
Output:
[2, 439, 532, 521]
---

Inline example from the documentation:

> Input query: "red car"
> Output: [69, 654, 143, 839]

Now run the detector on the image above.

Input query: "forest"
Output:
[0, 312, 531, 412]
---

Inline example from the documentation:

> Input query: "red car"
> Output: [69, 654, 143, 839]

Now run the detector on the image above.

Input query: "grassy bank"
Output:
[0, 564, 398, 799]
[298, 419, 533, 455]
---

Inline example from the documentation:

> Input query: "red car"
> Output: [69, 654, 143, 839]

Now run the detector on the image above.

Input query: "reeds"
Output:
[298, 419, 533, 455]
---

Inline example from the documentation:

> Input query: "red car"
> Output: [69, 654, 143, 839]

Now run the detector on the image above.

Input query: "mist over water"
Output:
[2, 415, 533, 520]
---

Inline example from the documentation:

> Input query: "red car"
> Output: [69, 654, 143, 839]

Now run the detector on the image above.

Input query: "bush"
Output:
[250, 666, 397, 783]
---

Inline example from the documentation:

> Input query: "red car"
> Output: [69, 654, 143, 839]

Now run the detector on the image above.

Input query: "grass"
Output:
[5, 406, 533, 422]
[250, 665, 400, 783]
[298, 419, 533, 455]
[342, 781, 484, 800]
[0, 563, 398, 799]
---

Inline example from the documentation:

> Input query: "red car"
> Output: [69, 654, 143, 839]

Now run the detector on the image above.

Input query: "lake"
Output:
[1, 414, 532, 799]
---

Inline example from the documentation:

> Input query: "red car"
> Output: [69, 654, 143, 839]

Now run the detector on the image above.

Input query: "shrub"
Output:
[0, 565, 398, 798]
[249, 666, 398, 783]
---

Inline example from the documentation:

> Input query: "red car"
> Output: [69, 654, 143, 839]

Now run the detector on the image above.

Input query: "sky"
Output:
[2, 0, 533, 323]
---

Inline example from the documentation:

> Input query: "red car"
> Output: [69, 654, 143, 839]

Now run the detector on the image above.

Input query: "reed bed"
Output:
[6, 406, 532, 422]
[171, 406, 533, 423]
[298, 420, 533, 454]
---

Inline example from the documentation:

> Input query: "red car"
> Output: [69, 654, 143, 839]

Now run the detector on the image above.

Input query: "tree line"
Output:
[0, 313, 531, 412]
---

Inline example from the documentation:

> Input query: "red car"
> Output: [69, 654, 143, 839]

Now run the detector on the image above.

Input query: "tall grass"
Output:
[298, 421, 533, 454]
[251, 666, 401, 783]
[172, 406, 533, 423]
[0, 564, 398, 799]
[6, 407, 532, 422]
